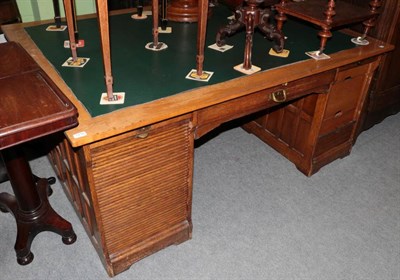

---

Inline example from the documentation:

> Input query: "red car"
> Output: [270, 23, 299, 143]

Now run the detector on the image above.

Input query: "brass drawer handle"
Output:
[136, 132, 149, 139]
[135, 126, 151, 139]
[271, 89, 287, 103]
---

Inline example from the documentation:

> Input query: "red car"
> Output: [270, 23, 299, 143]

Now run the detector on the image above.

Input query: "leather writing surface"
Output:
[25, 6, 355, 118]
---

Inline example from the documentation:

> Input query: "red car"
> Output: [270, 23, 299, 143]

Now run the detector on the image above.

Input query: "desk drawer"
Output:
[336, 62, 370, 82]
[314, 122, 354, 157]
[196, 70, 335, 138]
[321, 64, 370, 135]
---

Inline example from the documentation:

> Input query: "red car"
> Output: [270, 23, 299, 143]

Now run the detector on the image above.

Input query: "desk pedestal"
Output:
[243, 58, 380, 176]
[49, 115, 194, 276]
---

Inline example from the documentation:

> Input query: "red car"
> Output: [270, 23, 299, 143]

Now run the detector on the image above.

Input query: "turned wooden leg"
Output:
[63, 0, 78, 61]
[196, 0, 209, 76]
[243, 13, 255, 70]
[275, 0, 287, 31]
[318, 27, 332, 55]
[0, 148, 76, 265]
[361, 0, 382, 39]
[152, 0, 160, 47]
[96, 0, 114, 100]
[275, 12, 286, 31]
[318, 0, 335, 54]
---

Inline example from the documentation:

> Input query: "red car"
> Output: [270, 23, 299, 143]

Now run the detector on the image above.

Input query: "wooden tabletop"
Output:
[275, 0, 377, 28]
[0, 42, 78, 150]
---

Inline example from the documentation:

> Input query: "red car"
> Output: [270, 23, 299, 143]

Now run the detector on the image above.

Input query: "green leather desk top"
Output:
[25, 6, 355, 117]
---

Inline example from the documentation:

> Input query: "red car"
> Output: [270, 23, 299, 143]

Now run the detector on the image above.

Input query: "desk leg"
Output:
[0, 147, 77, 265]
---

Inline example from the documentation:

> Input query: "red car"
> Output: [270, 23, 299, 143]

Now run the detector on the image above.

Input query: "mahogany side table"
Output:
[0, 42, 78, 265]
[275, 0, 382, 55]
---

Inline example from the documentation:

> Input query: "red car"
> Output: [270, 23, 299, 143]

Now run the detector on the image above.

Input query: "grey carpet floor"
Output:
[1, 113, 399, 280]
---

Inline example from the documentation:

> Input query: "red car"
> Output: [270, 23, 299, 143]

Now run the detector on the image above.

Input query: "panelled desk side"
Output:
[2, 22, 394, 277]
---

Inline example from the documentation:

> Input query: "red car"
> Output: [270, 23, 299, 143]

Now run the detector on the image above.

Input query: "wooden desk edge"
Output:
[2, 23, 394, 148]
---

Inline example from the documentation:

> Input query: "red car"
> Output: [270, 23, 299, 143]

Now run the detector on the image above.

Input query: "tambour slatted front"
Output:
[48, 115, 194, 276]
[87, 116, 194, 275]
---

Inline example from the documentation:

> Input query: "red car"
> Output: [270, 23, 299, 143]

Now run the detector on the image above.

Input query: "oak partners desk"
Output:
[2, 6, 393, 277]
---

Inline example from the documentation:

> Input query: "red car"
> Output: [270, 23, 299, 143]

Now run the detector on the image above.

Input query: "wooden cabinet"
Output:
[48, 114, 194, 276]
[342, 0, 400, 130]
[0, 0, 21, 28]
[243, 58, 380, 176]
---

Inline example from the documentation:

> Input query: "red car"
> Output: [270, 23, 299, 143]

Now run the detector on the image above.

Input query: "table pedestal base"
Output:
[216, 0, 284, 70]
[0, 179, 76, 264]
[0, 169, 76, 265]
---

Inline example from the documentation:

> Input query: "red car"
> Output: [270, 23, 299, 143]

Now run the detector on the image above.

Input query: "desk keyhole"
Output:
[334, 111, 343, 118]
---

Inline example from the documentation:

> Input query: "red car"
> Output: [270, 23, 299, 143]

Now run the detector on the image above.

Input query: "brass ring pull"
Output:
[271, 89, 287, 103]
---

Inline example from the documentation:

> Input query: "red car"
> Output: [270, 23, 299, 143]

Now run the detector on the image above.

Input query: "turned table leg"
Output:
[275, 0, 287, 32]
[0, 147, 76, 265]
[243, 12, 256, 70]
[361, 0, 382, 40]
[318, 0, 335, 55]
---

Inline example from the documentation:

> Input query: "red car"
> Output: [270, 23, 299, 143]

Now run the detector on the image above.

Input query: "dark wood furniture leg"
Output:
[276, 0, 335, 55]
[359, 0, 382, 42]
[52, 0, 62, 28]
[0, 155, 55, 196]
[160, 0, 168, 30]
[318, 0, 335, 54]
[216, 0, 284, 70]
[275, 0, 287, 31]
[275, 0, 382, 54]
[0, 147, 76, 265]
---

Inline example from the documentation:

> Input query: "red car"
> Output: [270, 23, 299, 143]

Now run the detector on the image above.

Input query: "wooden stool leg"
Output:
[318, 0, 335, 54]
[145, 0, 167, 51]
[318, 27, 332, 55]
[96, 0, 114, 100]
[275, 0, 287, 31]
[63, 0, 78, 60]
[362, 0, 382, 39]
[152, 0, 160, 46]
[196, 0, 209, 75]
